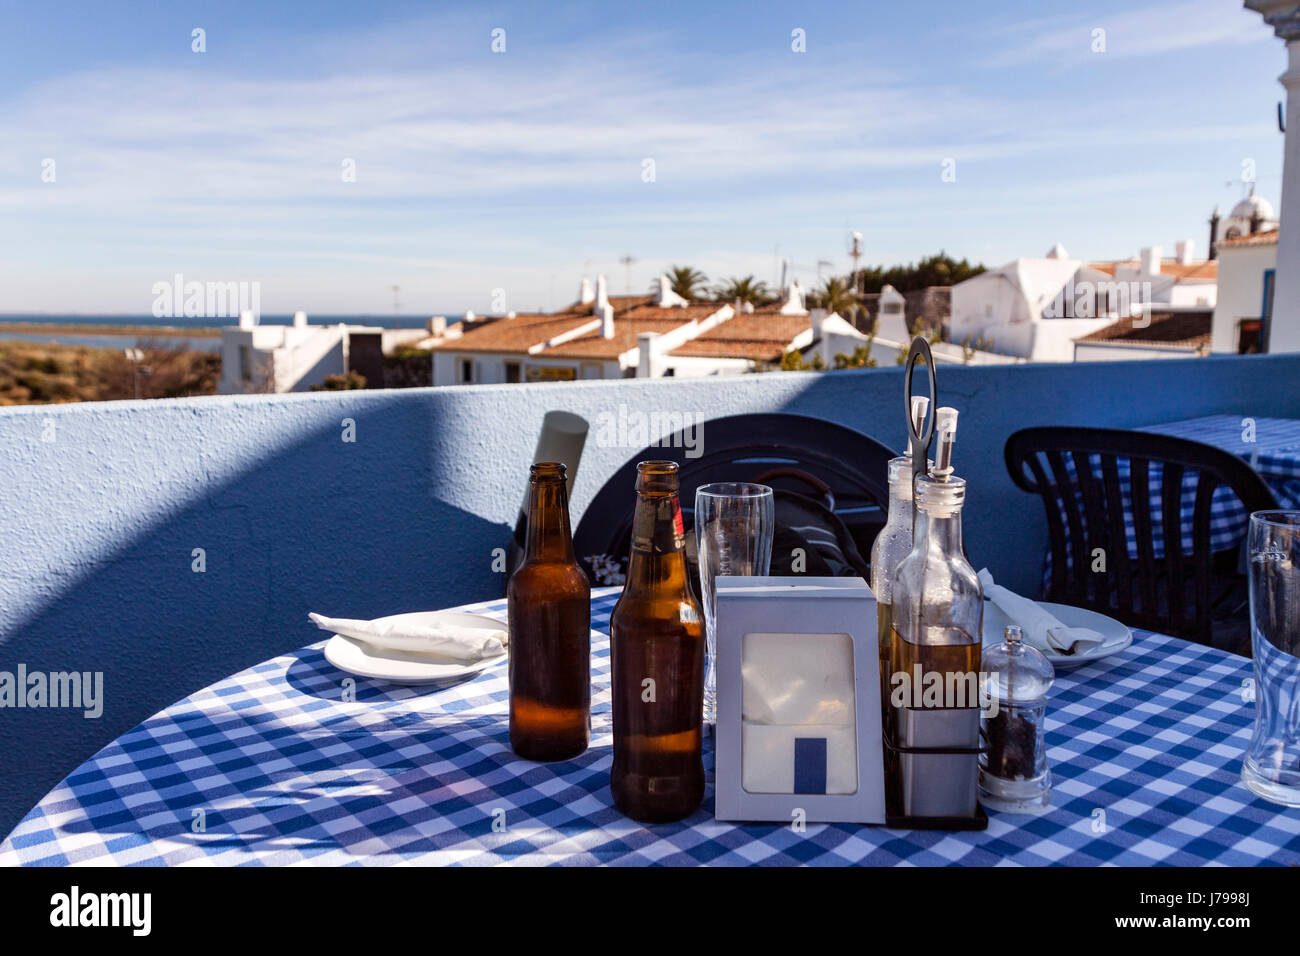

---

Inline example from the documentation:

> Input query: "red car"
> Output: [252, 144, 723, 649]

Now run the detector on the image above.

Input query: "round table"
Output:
[3, 587, 1297, 866]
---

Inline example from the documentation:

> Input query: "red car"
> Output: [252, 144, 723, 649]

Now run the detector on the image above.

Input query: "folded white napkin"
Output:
[977, 569, 1105, 656]
[308, 612, 506, 663]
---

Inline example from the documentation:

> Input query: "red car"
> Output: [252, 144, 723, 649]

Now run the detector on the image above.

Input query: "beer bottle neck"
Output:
[623, 490, 691, 595]
[524, 477, 576, 563]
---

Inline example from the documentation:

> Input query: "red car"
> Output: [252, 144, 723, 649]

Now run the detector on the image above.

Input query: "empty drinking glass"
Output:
[695, 482, 774, 724]
[1242, 511, 1300, 807]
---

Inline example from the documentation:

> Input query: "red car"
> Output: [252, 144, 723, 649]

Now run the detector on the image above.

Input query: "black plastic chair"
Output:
[573, 413, 897, 587]
[1004, 426, 1279, 648]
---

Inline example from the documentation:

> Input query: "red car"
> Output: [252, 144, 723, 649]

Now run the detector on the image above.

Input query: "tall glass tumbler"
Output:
[695, 483, 774, 724]
[1243, 511, 1300, 807]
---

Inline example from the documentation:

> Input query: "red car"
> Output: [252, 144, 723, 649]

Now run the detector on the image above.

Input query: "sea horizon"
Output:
[0, 313, 441, 329]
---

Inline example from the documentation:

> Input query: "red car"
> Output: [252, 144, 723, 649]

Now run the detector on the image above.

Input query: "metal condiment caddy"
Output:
[881, 335, 988, 830]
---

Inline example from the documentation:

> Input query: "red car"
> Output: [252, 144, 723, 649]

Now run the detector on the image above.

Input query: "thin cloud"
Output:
[980, 0, 1269, 68]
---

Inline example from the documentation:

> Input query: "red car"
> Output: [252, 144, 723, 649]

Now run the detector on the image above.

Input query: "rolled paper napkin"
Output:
[308, 612, 506, 662]
[976, 569, 1106, 655]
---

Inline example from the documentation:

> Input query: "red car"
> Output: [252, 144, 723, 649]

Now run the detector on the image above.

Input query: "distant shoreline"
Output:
[0, 322, 221, 339]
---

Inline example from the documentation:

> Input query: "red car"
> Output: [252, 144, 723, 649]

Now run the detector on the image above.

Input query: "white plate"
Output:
[323, 611, 509, 685]
[981, 600, 1132, 670]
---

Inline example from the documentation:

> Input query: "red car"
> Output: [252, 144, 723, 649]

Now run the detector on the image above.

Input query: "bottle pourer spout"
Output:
[933, 406, 959, 479]
[910, 395, 930, 437]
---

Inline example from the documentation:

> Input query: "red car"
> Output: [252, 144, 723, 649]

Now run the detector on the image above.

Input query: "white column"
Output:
[1247, 2, 1300, 350]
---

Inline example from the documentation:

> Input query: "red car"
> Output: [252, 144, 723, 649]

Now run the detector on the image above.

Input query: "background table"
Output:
[3, 587, 1297, 866]
[1142, 414, 1300, 550]
[1048, 415, 1300, 574]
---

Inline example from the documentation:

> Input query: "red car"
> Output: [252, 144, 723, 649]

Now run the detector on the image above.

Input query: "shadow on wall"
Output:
[0, 398, 510, 838]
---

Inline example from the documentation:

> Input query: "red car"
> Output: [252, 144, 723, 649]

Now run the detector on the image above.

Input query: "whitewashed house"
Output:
[218, 312, 385, 394]
[949, 245, 1118, 362]
[1210, 229, 1279, 353]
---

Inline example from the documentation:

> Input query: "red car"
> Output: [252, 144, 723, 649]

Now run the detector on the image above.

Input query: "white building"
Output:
[218, 312, 385, 394]
[1210, 229, 1279, 353]
[949, 245, 1119, 362]
[1244, 2, 1299, 352]
[1216, 190, 1280, 242]
[1088, 242, 1218, 309]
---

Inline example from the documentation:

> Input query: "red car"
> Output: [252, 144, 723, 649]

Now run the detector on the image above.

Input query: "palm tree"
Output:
[665, 265, 708, 302]
[713, 275, 770, 306]
[812, 277, 858, 317]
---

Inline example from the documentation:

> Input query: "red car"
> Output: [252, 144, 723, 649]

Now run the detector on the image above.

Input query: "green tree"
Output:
[665, 265, 708, 301]
[713, 275, 770, 305]
[778, 350, 824, 371]
[852, 251, 986, 294]
[894, 323, 943, 364]
[810, 276, 857, 316]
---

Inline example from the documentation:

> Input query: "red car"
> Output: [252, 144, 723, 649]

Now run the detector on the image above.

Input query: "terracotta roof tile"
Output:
[1216, 228, 1279, 249]
[668, 312, 809, 361]
[429, 312, 596, 354]
[1086, 259, 1217, 280]
[1075, 310, 1212, 348]
[540, 318, 690, 359]
[557, 295, 655, 314]
[1160, 260, 1217, 280]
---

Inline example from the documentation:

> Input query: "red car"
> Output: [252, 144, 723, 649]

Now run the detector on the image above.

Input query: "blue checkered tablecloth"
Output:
[2, 587, 1297, 866]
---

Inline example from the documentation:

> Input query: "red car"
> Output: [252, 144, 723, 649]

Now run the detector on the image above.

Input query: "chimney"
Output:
[1209, 206, 1220, 260]
[238, 310, 256, 330]
[1175, 239, 1195, 265]
[579, 277, 594, 306]
[779, 280, 805, 316]
[464, 309, 476, 323]
[637, 331, 659, 377]
[653, 275, 689, 308]
[506, 310, 517, 319]
[1139, 246, 1162, 277]
[594, 274, 609, 314]
[810, 307, 828, 341]
[293, 310, 308, 328]
[599, 302, 614, 339]
[427, 315, 447, 336]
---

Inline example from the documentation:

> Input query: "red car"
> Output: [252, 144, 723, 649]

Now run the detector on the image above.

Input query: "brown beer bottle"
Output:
[507, 462, 591, 761]
[609, 461, 705, 822]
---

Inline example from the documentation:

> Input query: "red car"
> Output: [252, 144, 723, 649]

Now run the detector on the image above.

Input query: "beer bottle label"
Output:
[631, 496, 685, 554]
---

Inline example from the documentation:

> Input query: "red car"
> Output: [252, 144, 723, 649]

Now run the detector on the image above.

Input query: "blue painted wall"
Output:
[1, 354, 1296, 837]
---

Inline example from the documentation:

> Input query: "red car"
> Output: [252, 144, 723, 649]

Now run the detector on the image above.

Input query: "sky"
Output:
[0, 0, 1289, 316]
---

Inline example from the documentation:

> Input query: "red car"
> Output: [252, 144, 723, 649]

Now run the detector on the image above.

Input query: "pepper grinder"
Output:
[979, 625, 1055, 814]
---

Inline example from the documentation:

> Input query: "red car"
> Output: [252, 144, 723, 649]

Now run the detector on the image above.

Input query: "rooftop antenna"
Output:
[848, 230, 863, 293]
[619, 254, 637, 294]
[391, 284, 402, 317]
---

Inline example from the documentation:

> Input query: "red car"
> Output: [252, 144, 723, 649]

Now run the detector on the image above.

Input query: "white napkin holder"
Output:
[714, 576, 886, 824]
